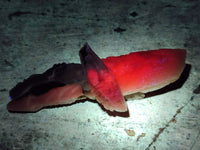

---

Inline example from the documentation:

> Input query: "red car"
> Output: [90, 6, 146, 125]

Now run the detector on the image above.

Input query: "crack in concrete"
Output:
[145, 106, 184, 150]
[145, 95, 198, 149]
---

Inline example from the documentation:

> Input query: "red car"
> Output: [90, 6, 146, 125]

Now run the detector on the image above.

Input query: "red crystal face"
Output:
[103, 49, 186, 95]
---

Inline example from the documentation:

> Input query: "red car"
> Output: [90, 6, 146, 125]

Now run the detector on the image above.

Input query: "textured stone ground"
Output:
[0, 0, 200, 150]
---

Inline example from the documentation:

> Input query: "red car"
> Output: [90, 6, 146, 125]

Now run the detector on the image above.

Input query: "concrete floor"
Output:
[0, 0, 200, 150]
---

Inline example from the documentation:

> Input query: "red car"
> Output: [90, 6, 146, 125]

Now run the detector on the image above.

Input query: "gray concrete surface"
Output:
[0, 0, 200, 150]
